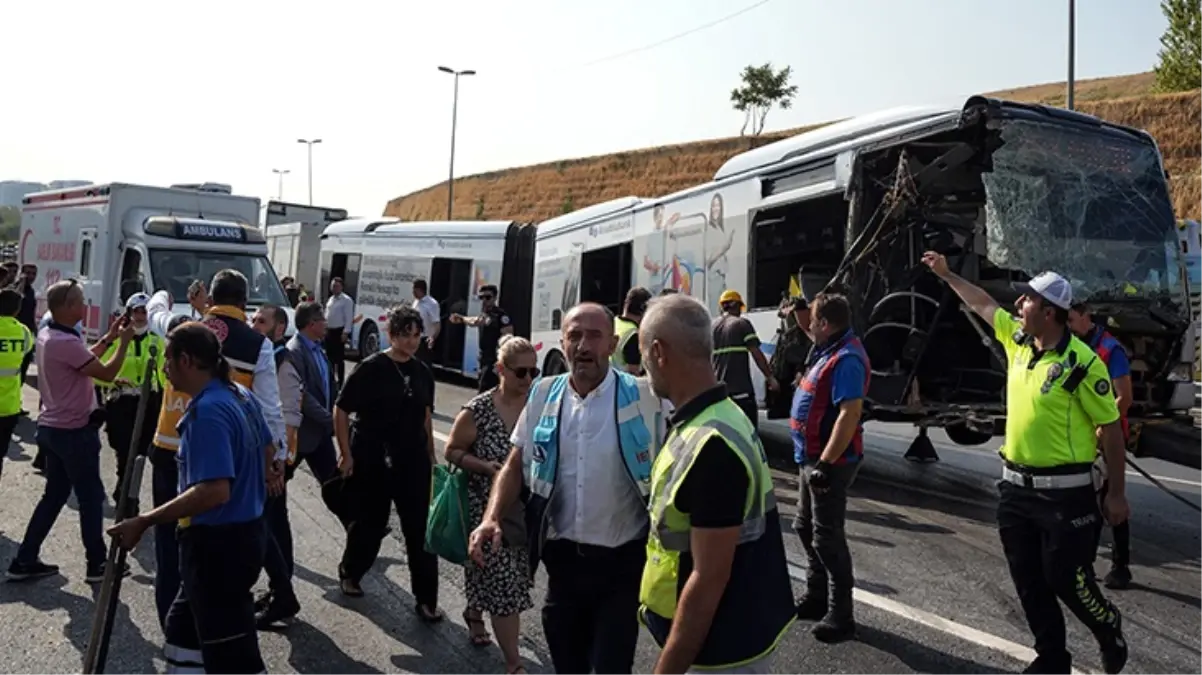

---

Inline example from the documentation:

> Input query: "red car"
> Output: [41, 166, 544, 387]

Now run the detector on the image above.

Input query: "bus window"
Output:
[751, 193, 849, 307]
[580, 243, 632, 316]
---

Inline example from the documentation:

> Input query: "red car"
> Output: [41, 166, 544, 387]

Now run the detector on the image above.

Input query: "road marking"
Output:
[434, 430, 449, 443]
[1128, 471, 1201, 488]
[785, 563, 1090, 674]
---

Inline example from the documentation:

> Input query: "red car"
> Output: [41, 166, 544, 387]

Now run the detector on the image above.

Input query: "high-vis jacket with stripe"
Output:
[639, 395, 796, 668]
[520, 369, 664, 572]
[0, 316, 32, 417]
[611, 316, 639, 369]
[94, 332, 165, 396]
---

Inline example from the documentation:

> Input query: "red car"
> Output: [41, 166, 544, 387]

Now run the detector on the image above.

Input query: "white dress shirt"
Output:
[325, 293, 354, 331]
[147, 290, 289, 462]
[413, 295, 441, 337]
[511, 369, 648, 548]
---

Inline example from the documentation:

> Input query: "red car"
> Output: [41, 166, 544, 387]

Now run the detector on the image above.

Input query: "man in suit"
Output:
[286, 302, 342, 518]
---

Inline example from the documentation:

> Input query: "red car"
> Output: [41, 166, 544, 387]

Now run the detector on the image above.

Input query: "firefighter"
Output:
[923, 252, 1128, 674]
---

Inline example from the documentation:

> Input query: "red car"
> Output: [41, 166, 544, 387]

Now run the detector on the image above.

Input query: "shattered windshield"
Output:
[981, 119, 1184, 303]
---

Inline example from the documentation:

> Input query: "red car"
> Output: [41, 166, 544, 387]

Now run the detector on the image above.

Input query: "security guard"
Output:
[612, 287, 651, 374]
[924, 252, 1128, 675]
[0, 289, 33, 482]
[636, 294, 795, 674]
[95, 293, 165, 509]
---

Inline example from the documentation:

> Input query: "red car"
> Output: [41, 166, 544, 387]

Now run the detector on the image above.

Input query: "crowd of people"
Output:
[0, 251, 1137, 674]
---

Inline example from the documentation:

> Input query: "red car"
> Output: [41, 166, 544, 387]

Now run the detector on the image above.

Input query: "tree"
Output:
[1154, 0, 1201, 93]
[0, 206, 19, 242]
[474, 195, 486, 219]
[730, 63, 799, 136]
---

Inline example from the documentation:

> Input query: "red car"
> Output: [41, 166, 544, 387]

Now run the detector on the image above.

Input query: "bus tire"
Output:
[544, 351, 568, 376]
[945, 423, 993, 446]
[359, 322, 380, 356]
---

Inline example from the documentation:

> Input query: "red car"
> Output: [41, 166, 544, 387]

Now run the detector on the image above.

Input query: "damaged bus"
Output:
[588, 96, 1193, 459]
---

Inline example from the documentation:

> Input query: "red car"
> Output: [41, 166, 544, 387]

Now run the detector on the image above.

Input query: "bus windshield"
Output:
[149, 249, 289, 308]
[982, 118, 1184, 303]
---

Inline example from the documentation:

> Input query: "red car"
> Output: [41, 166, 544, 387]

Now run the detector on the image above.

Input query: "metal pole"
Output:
[272, 169, 289, 200]
[1067, 0, 1076, 110]
[306, 145, 314, 205]
[447, 74, 459, 221]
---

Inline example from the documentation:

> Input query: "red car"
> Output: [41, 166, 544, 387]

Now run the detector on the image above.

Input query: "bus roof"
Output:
[535, 196, 644, 238]
[322, 217, 519, 238]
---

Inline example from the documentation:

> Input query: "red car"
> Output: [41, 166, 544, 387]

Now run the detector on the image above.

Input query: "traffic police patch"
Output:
[1094, 379, 1111, 396]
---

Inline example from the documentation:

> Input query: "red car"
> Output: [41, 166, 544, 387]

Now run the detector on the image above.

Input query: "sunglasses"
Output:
[507, 366, 540, 379]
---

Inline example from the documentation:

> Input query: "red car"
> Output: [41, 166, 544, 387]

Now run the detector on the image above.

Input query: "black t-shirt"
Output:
[477, 305, 512, 367]
[673, 436, 751, 528]
[336, 352, 435, 464]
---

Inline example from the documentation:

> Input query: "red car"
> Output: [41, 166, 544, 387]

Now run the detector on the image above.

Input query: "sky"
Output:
[2, 0, 1170, 217]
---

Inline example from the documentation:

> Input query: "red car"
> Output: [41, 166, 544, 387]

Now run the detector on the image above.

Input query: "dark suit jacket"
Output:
[287, 333, 337, 457]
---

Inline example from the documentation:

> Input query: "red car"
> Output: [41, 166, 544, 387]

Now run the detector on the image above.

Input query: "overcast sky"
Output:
[3, 0, 1166, 216]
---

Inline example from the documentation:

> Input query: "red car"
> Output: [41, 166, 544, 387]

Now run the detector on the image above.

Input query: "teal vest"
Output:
[521, 369, 664, 571]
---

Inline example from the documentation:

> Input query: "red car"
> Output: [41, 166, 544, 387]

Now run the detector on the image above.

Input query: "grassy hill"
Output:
[384, 72, 1201, 222]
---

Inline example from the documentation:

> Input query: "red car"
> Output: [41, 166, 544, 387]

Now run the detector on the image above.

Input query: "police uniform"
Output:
[992, 306, 1127, 672]
[95, 294, 165, 506]
[0, 313, 32, 479]
[640, 385, 795, 671]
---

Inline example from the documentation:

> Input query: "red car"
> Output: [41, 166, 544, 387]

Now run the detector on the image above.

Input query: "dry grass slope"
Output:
[385, 72, 1200, 222]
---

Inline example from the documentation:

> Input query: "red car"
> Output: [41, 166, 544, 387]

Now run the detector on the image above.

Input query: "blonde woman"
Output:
[444, 335, 536, 674]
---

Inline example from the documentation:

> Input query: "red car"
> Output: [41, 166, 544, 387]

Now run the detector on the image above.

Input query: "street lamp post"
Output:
[1066, 0, 1076, 110]
[438, 66, 476, 221]
[296, 138, 322, 205]
[272, 168, 290, 200]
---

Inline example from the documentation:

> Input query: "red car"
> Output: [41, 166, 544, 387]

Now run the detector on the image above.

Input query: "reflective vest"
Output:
[95, 332, 165, 396]
[1087, 327, 1130, 440]
[521, 369, 663, 571]
[639, 396, 796, 668]
[611, 316, 639, 368]
[0, 316, 31, 417]
[153, 306, 266, 451]
[790, 329, 871, 465]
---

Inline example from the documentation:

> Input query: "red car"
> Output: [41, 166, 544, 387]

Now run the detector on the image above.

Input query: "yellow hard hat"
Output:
[719, 290, 744, 307]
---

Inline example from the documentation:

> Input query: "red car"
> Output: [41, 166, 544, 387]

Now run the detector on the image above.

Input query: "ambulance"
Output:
[19, 182, 294, 340]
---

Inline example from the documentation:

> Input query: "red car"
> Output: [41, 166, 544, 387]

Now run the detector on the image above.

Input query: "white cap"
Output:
[1015, 271, 1073, 310]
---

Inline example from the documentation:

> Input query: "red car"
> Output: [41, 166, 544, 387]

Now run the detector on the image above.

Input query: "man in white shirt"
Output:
[324, 277, 354, 388]
[411, 279, 440, 366]
[470, 302, 664, 674]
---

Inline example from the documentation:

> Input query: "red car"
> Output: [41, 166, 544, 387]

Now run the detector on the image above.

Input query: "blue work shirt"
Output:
[176, 379, 270, 527]
[297, 332, 330, 403]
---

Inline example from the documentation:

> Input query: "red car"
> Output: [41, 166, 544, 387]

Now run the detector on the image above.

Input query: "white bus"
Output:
[532, 96, 1196, 455]
[318, 218, 535, 375]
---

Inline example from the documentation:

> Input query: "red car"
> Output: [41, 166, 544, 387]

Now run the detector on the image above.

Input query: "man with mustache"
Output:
[470, 302, 664, 674]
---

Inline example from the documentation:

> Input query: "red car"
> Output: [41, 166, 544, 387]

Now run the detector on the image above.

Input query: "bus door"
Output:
[431, 257, 474, 371]
[580, 242, 632, 316]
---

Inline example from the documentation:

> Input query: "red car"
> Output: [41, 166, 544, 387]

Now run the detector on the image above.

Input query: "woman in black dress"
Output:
[333, 305, 443, 622]
[445, 335, 536, 673]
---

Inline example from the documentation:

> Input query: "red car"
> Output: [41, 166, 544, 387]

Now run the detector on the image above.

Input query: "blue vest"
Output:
[522, 369, 664, 572]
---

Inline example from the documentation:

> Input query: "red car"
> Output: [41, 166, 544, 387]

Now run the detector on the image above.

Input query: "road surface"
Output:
[0, 375, 1198, 674]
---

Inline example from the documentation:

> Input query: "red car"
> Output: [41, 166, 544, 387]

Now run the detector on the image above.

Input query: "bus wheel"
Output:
[360, 323, 380, 355]
[945, 423, 993, 446]
[544, 351, 568, 376]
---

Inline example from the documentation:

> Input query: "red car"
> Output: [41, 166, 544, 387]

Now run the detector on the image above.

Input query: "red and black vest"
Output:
[789, 329, 871, 465]
[1087, 327, 1130, 440]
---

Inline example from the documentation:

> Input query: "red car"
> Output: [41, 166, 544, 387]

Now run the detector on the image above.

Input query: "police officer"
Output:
[637, 294, 795, 674]
[0, 289, 32, 482]
[923, 252, 1128, 674]
[95, 293, 164, 510]
[612, 287, 651, 375]
[450, 284, 513, 392]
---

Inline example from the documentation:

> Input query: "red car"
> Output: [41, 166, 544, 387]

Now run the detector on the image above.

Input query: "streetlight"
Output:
[296, 138, 322, 205]
[272, 168, 290, 200]
[1066, 0, 1076, 110]
[438, 66, 476, 221]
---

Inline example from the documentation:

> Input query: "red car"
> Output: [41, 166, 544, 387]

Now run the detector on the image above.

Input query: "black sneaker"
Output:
[6, 559, 60, 581]
[255, 594, 301, 629]
[811, 615, 856, 644]
[1099, 618, 1128, 674]
[1103, 565, 1132, 590]
[795, 592, 828, 621]
[85, 561, 131, 584]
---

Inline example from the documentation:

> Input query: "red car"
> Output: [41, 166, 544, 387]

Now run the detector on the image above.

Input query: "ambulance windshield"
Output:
[149, 250, 289, 308]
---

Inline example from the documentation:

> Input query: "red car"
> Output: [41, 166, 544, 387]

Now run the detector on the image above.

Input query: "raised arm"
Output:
[921, 251, 1001, 328]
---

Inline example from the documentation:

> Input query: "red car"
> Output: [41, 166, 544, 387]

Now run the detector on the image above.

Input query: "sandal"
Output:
[415, 603, 445, 623]
[506, 666, 527, 674]
[462, 609, 492, 647]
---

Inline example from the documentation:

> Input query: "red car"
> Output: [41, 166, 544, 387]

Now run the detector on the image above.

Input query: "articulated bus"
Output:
[530, 95, 1195, 455]
[318, 218, 535, 376]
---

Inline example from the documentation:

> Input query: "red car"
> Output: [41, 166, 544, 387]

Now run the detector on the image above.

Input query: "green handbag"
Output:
[425, 464, 470, 564]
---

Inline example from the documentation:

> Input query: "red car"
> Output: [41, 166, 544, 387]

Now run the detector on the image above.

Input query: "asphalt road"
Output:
[0, 375, 1199, 674]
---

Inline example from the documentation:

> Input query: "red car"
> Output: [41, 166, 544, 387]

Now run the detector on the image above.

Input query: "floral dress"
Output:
[463, 392, 534, 616]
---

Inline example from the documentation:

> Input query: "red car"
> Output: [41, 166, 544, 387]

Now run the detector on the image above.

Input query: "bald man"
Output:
[471, 302, 665, 674]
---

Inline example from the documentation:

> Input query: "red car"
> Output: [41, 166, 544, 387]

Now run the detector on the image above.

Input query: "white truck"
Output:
[19, 182, 295, 339]
[263, 200, 348, 295]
